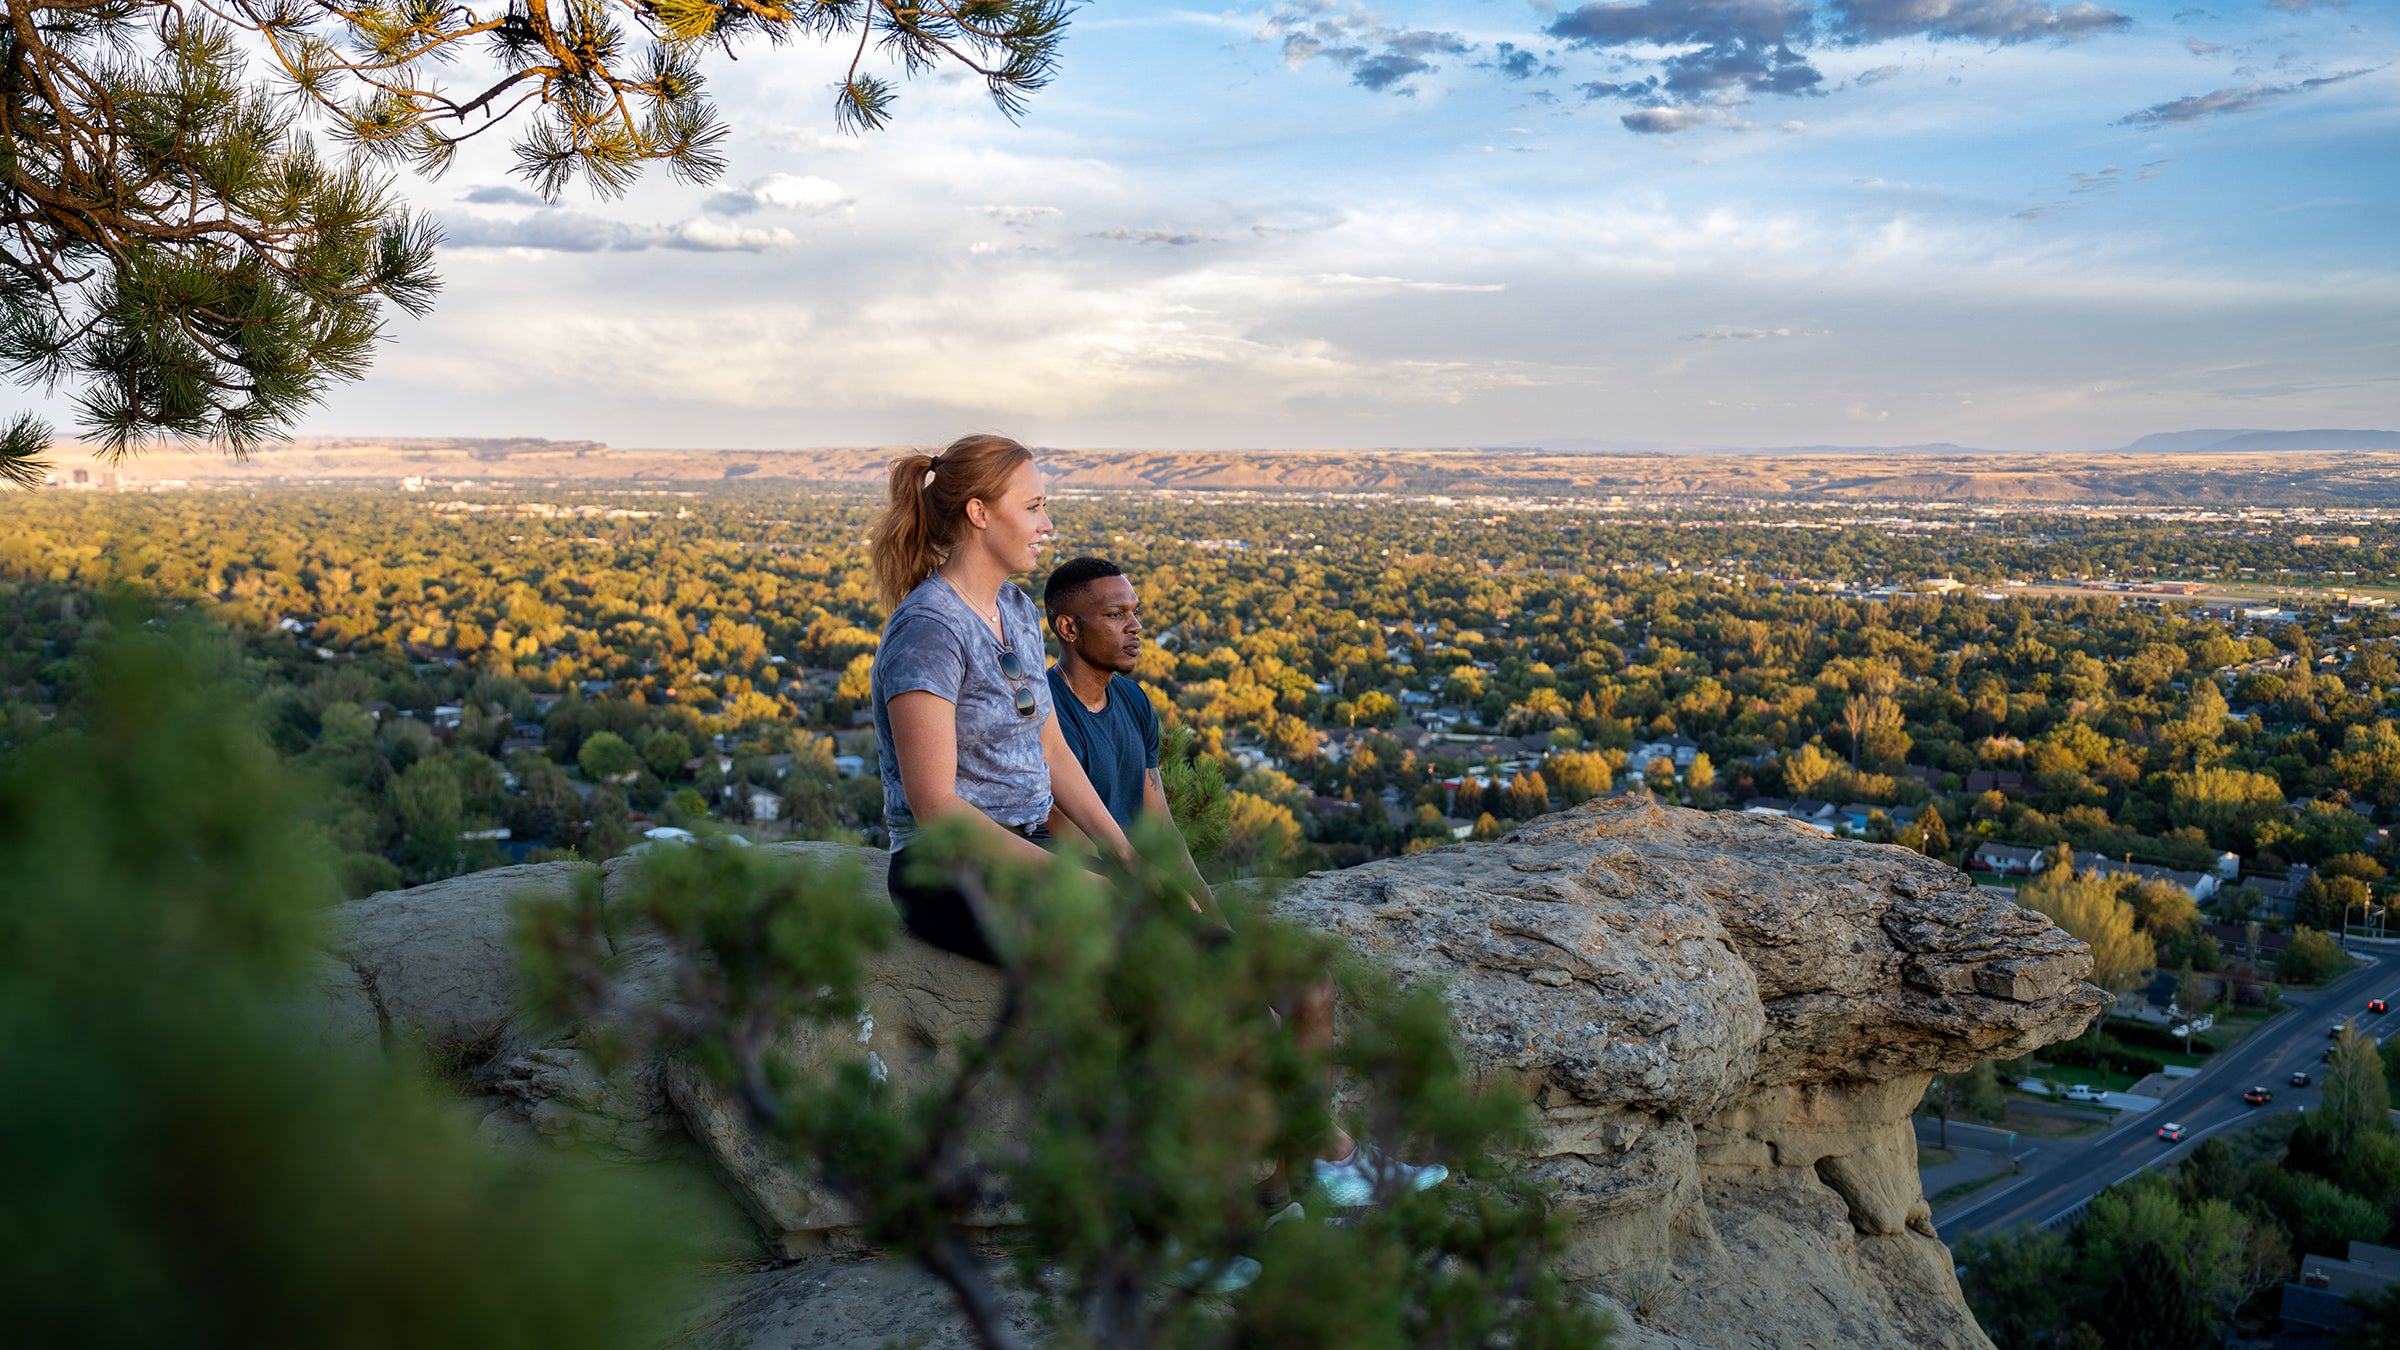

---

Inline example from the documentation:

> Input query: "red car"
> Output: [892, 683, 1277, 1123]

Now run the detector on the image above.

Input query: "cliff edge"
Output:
[1271, 796, 2106, 1349]
[315, 798, 2104, 1349]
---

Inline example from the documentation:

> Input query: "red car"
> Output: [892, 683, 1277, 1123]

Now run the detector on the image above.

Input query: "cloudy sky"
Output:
[298, 0, 2396, 451]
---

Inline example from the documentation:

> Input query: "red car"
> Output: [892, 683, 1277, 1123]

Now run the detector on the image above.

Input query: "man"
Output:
[1040, 555, 1446, 1210]
[1040, 555, 1209, 900]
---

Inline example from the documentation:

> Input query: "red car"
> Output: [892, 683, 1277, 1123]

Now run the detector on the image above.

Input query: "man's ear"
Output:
[1051, 613, 1079, 644]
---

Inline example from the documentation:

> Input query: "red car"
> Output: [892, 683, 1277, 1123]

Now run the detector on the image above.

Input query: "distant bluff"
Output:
[313, 799, 2105, 1349]
[70, 434, 2400, 506]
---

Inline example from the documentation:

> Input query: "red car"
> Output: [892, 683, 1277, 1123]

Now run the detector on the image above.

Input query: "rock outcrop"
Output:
[314, 801, 2104, 1350]
[1271, 798, 2105, 1349]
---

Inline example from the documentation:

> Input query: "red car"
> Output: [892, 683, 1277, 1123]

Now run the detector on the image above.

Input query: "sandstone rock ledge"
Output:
[315, 800, 2104, 1350]
[1270, 798, 2106, 1350]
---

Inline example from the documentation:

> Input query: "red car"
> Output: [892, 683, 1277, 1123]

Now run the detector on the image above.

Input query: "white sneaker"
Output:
[1166, 1253, 1262, 1295]
[1310, 1143, 1449, 1208]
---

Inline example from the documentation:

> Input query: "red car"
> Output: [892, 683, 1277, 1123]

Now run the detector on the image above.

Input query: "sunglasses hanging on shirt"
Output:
[997, 644, 1037, 718]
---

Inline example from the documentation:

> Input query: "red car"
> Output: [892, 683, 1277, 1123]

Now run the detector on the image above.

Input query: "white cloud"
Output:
[1304, 272, 1506, 293]
[1685, 326, 1796, 340]
[1091, 228, 1216, 245]
[438, 212, 646, 252]
[1621, 106, 1752, 134]
[982, 204, 1064, 229]
[753, 126, 866, 154]
[710, 173, 855, 215]
[664, 219, 805, 252]
[437, 211, 802, 253]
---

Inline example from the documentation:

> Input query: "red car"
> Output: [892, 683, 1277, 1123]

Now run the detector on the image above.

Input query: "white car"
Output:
[2063, 1085, 2108, 1103]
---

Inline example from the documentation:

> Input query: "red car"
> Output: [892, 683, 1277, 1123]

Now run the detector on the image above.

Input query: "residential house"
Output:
[746, 787, 783, 823]
[2202, 921, 2291, 960]
[1962, 769, 2027, 795]
[2070, 851, 2218, 902]
[1631, 735, 1702, 770]
[1971, 842, 2049, 876]
[1783, 800, 1838, 834]
[2282, 1241, 2400, 1337]
[2240, 864, 2315, 915]
[2111, 970, 2214, 1033]
[1227, 745, 1278, 774]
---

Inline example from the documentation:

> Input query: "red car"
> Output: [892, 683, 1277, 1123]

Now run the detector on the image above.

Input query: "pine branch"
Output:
[0, 412, 53, 489]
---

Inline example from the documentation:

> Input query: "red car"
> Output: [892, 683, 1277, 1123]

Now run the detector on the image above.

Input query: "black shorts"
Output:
[887, 827, 1233, 967]
[888, 847, 1008, 967]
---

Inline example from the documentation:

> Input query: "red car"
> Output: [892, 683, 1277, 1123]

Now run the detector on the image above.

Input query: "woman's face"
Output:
[968, 459, 1054, 574]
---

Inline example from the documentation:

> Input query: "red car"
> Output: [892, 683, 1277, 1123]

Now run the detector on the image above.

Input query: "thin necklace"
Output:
[938, 571, 1007, 643]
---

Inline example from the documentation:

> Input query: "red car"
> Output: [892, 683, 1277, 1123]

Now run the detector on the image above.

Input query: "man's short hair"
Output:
[1044, 556, 1125, 616]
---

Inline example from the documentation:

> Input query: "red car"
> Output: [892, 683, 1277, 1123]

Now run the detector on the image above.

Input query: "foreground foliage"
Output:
[0, 620, 692, 1346]
[523, 817, 1614, 1349]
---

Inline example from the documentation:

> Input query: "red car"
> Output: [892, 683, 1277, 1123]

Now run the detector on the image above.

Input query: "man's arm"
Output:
[1142, 766, 1216, 910]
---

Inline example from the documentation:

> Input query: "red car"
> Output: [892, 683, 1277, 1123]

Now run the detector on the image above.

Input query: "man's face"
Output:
[1059, 575, 1142, 674]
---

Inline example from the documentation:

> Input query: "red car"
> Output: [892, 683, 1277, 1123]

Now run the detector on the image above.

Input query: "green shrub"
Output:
[2043, 1034, 2166, 1079]
[0, 619, 690, 1348]
[524, 814, 1615, 1349]
[2106, 1021, 2219, 1056]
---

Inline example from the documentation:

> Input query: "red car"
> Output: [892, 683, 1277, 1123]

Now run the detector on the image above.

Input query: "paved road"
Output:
[1941, 948, 2399, 1238]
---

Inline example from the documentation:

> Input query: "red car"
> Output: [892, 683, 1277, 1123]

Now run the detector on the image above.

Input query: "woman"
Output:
[868, 433, 1132, 964]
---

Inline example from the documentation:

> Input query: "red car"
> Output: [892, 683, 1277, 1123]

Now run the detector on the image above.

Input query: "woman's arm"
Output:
[1043, 802, 1091, 851]
[888, 691, 1053, 867]
[1041, 712, 1134, 864]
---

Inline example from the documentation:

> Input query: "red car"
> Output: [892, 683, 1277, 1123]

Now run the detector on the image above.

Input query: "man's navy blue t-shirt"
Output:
[1046, 668, 1159, 829]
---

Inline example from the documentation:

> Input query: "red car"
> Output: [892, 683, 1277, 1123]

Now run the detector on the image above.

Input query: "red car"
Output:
[2244, 1087, 2275, 1106]
[2157, 1122, 2186, 1142]
[2373, 1000, 2389, 1015]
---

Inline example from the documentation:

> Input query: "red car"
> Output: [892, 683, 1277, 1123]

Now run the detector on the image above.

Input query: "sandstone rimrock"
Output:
[320, 805, 2101, 1349]
[1273, 797, 2107, 1350]
[320, 843, 1002, 1183]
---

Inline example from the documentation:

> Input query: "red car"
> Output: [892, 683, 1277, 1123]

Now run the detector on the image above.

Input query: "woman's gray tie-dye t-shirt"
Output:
[871, 576, 1054, 851]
